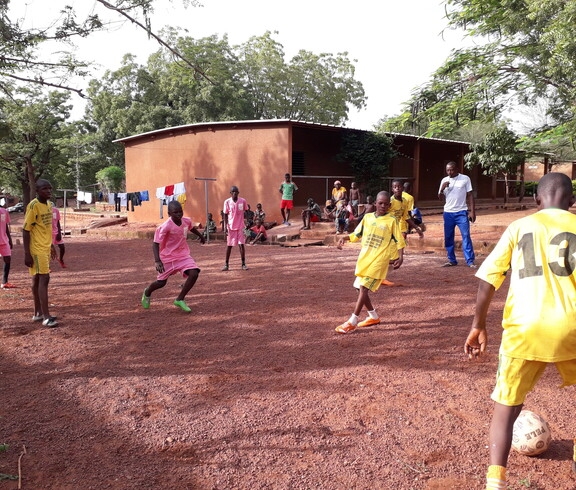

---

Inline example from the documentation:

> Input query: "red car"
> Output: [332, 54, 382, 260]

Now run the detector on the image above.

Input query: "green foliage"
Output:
[337, 130, 395, 198]
[84, 31, 366, 166]
[465, 126, 526, 177]
[0, 473, 18, 481]
[0, 87, 72, 203]
[95, 166, 125, 193]
[0, 444, 8, 452]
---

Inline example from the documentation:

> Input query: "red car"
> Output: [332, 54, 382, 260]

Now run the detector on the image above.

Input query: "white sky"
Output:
[12, 0, 470, 130]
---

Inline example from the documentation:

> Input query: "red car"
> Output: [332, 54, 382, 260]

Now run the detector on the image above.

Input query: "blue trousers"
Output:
[443, 210, 475, 265]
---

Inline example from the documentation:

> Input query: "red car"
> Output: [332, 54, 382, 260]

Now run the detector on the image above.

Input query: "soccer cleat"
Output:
[174, 300, 191, 312]
[468, 263, 478, 269]
[441, 261, 457, 267]
[357, 317, 381, 328]
[242, 264, 248, 270]
[32, 314, 44, 322]
[42, 316, 59, 328]
[335, 321, 357, 334]
[141, 290, 151, 309]
[0, 283, 17, 289]
[58, 259, 67, 268]
[221, 264, 229, 271]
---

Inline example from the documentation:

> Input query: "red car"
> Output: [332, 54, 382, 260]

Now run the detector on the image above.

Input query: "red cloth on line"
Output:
[164, 185, 174, 196]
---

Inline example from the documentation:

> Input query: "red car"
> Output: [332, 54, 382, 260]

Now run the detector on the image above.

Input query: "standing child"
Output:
[51, 203, 67, 268]
[23, 179, 58, 327]
[222, 186, 248, 271]
[141, 201, 205, 312]
[279, 173, 298, 225]
[464, 172, 576, 490]
[390, 179, 423, 239]
[0, 203, 15, 289]
[349, 182, 362, 217]
[335, 191, 405, 334]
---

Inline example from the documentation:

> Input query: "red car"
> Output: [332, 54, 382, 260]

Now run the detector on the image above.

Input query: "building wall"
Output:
[524, 161, 576, 181]
[124, 124, 291, 224]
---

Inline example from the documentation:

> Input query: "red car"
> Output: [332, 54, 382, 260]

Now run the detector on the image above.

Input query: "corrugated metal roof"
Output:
[113, 119, 470, 145]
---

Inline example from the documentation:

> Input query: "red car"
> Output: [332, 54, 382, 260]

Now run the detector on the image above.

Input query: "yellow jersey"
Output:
[476, 208, 576, 362]
[23, 199, 53, 255]
[349, 212, 405, 280]
[390, 195, 410, 233]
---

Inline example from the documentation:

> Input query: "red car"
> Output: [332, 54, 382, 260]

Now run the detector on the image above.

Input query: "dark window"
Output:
[292, 152, 305, 175]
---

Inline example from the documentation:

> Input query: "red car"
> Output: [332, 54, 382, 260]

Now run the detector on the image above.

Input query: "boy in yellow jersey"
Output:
[23, 179, 58, 327]
[335, 191, 405, 334]
[464, 172, 576, 489]
[390, 180, 423, 240]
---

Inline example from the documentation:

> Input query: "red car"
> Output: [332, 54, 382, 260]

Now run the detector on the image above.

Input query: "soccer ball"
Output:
[512, 410, 552, 456]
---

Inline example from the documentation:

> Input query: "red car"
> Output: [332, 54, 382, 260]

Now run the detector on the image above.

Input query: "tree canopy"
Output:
[379, 0, 576, 158]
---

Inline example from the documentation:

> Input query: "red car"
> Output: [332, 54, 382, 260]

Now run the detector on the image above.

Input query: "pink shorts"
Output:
[157, 256, 199, 281]
[280, 199, 294, 210]
[227, 228, 246, 246]
[52, 234, 64, 245]
[0, 243, 11, 257]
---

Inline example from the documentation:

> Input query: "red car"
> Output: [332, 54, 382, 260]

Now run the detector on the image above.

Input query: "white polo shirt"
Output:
[438, 173, 472, 213]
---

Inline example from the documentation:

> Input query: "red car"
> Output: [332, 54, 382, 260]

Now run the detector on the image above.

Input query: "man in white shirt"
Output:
[438, 161, 476, 268]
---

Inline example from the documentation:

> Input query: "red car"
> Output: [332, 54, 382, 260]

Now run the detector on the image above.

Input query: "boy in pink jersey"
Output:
[222, 185, 248, 271]
[0, 204, 15, 288]
[141, 201, 205, 312]
[51, 204, 67, 268]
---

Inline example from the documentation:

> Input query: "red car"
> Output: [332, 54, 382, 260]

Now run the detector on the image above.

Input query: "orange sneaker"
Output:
[357, 317, 380, 328]
[0, 283, 17, 289]
[335, 321, 357, 334]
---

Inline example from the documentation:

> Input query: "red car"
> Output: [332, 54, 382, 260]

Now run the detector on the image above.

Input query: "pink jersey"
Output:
[224, 197, 247, 231]
[52, 207, 61, 237]
[0, 208, 10, 246]
[154, 217, 193, 262]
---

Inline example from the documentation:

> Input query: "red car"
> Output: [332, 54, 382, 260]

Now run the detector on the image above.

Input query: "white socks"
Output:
[348, 313, 359, 326]
[368, 309, 378, 320]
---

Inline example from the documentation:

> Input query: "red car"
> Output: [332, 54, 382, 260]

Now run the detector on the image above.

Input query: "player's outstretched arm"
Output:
[464, 280, 494, 359]
[191, 227, 205, 244]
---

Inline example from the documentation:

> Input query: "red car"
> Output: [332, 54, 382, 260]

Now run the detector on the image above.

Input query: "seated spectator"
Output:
[249, 218, 268, 245]
[254, 203, 266, 222]
[301, 198, 322, 230]
[335, 198, 352, 234]
[244, 204, 255, 228]
[408, 207, 426, 233]
[331, 180, 347, 208]
[323, 200, 336, 221]
[203, 213, 217, 237]
[219, 210, 225, 232]
[358, 195, 375, 219]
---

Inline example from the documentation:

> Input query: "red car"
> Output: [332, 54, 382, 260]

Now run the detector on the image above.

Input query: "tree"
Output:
[237, 31, 366, 125]
[96, 166, 125, 193]
[0, 88, 72, 204]
[464, 126, 525, 203]
[337, 130, 396, 198]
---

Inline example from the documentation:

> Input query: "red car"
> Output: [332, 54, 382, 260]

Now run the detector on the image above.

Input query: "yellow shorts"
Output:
[491, 354, 576, 406]
[353, 276, 382, 292]
[29, 254, 50, 275]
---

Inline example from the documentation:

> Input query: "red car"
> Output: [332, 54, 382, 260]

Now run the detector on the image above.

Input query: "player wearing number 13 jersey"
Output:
[464, 172, 576, 490]
[477, 205, 576, 362]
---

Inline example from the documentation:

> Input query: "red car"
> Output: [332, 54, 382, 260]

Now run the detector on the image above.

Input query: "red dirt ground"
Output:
[1, 208, 576, 489]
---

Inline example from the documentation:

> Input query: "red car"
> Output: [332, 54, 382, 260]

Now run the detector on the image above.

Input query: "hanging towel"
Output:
[156, 187, 165, 199]
[173, 182, 186, 195]
[108, 193, 115, 205]
[177, 193, 187, 205]
[164, 184, 175, 196]
[85, 192, 92, 204]
[159, 198, 163, 219]
[139, 190, 149, 202]
[118, 193, 128, 207]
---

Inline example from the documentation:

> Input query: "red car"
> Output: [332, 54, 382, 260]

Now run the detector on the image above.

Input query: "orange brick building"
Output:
[116, 120, 497, 224]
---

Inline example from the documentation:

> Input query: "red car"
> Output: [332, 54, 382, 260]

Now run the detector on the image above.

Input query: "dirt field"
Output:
[2, 210, 576, 489]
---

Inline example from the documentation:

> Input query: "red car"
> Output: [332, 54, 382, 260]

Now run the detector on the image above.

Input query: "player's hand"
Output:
[56, 233, 62, 242]
[391, 256, 403, 269]
[417, 227, 424, 239]
[469, 211, 477, 223]
[336, 238, 345, 250]
[442, 182, 450, 191]
[199, 236, 206, 245]
[9, 240, 12, 249]
[155, 260, 165, 273]
[24, 253, 33, 268]
[464, 326, 487, 359]
[50, 245, 57, 260]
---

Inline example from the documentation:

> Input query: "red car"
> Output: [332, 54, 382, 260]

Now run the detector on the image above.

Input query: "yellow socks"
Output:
[486, 465, 506, 490]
